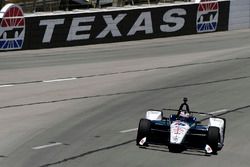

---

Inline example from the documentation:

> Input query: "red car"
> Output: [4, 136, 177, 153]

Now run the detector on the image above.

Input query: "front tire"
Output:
[136, 119, 151, 146]
[207, 126, 220, 154]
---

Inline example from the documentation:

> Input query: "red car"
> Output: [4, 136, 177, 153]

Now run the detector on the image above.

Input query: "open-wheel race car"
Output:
[136, 109, 226, 154]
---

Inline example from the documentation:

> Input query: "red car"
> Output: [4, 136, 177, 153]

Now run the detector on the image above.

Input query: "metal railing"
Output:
[1, 0, 61, 12]
[1, 0, 193, 13]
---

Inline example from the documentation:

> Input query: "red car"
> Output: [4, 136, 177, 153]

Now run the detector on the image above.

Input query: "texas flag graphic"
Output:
[196, 0, 219, 33]
[0, 4, 25, 50]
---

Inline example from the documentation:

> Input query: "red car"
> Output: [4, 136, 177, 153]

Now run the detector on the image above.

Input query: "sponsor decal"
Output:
[205, 144, 213, 154]
[0, 4, 25, 50]
[139, 137, 147, 146]
[196, 0, 219, 33]
[39, 8, 187, 43]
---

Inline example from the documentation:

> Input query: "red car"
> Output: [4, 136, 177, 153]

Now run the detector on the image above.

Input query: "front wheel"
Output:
[207, 126, 220, 154]
[136, 119, 151, 146]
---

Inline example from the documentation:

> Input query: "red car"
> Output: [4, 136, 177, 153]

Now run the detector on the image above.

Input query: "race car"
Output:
[136, 109, 226, 154]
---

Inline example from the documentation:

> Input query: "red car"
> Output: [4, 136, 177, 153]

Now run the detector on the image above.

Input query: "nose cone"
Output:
[170, 121, 190, 144]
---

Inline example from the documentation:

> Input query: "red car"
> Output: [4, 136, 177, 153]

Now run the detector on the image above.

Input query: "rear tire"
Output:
[207, 126, 220, 154]
[136, 119, 151, 146]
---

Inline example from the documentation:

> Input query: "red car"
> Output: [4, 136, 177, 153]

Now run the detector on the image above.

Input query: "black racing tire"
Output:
[136, 119, 151, 146]
[218, 118, 226, 151]
[207, 126, 220, 154]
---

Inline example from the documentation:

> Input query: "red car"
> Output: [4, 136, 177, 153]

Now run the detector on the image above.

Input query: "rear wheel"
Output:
[207, 126, 220, 154]
[136, 119, 151, 146]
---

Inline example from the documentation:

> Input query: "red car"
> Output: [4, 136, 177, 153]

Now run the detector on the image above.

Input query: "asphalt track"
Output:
[1, 29, 250, 167]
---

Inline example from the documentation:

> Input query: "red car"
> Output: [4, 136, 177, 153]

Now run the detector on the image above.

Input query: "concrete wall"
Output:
[0, 1, 230, 51]
[229, 0, 250, 30]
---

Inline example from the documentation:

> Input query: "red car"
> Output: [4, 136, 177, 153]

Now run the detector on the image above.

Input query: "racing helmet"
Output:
[183, 97, 188, 102]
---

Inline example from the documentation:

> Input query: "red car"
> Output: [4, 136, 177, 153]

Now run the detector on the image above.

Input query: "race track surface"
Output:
[1, 29, 250, 167]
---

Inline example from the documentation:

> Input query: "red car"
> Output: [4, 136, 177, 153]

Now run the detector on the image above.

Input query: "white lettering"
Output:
[67, 16, 95, 41]
[97, 14, 127, 38]
[40, 19, 65, 43]
[160, 9, 186, 32]
[127, 12, 153, 36]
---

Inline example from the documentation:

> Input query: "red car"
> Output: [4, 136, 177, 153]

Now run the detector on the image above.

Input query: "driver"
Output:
[177, 97, 190, 117]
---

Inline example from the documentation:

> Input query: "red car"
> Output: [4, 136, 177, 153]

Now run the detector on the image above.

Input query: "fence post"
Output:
[32, 0, 37, 12]
[0, 0, 3, 9]
[113, 0, 124, 7]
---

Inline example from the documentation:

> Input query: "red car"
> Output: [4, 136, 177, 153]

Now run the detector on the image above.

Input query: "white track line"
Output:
[43, 78, 77, 83]
[0, 84, 14, 88]
[209, 109, 228, 115]
[32, 142, 62, 150]
[120, 128, 138, 133]
[198, 109, 228, 116]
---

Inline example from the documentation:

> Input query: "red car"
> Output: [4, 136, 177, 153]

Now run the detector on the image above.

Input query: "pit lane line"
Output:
[120, 128, 139, 133]
[0, 77, 78, 88]
[0, 85, 14, 88]
[209, 109, 228, 115]
[119, 109, 228, 133]
[32, 142, 63, 150]
[43, 78, 77, 83]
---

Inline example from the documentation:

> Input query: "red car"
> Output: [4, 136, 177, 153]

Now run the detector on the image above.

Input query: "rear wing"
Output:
[147, 108, 227, 118]
[162, 108, 214, 117]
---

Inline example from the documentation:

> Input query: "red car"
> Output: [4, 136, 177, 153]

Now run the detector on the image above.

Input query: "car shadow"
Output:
[140, 145, 211, 157]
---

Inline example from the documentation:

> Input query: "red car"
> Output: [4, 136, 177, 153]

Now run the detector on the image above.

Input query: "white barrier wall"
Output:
[229, 0, 250, 30]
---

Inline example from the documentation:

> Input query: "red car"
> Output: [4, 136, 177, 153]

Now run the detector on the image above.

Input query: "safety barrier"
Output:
[0, 1, 230, 51]
[229, 0, 250, 30]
